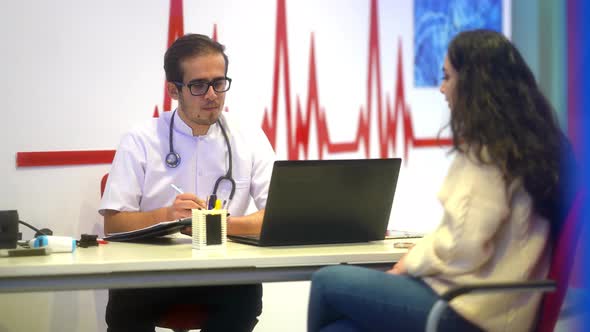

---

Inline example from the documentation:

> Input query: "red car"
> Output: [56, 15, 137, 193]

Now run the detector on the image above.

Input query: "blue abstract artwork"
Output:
[414, 0, 503, 87]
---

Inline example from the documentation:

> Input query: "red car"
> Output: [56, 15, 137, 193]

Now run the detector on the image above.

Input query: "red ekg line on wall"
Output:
[262, 0, 452, 161]
[16, 150, 115, 167]
[15, 0, 186, 168]
[156, 0, 184, 117]
[153, 0, 219, 117]
[16, 0, 450, 167]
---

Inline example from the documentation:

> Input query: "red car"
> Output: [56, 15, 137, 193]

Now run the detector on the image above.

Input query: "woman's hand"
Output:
[386, 246, 414, 275]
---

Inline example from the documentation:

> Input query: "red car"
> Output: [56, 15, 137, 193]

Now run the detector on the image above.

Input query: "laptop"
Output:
[228, 158, 401, 246]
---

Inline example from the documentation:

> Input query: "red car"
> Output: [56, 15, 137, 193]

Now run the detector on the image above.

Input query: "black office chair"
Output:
[425, 190, 585, 332]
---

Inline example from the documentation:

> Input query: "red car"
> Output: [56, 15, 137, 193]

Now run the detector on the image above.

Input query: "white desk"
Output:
[0, 238, 411, 293]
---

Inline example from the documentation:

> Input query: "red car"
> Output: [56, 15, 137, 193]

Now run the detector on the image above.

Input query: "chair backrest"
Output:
[156, 303, 209, 330]
[100, 173, 109, 197]
[536, 190, 585, 332]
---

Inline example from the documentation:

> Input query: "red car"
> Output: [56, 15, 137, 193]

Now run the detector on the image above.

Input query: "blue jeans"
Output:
[308, 265, 482, 332]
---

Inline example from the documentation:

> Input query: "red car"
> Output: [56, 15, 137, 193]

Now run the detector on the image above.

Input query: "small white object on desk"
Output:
[192, 209, 227, 250]
[29, 235, 76, 253]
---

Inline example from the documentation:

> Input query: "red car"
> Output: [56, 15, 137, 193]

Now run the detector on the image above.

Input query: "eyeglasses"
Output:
[174, 77, 232, 96]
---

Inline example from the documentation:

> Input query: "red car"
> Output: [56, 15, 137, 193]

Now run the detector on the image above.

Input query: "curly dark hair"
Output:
[446, 29, 575, 231]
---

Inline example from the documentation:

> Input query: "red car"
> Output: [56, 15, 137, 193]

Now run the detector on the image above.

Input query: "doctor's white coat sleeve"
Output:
[98, 132, 147, 215]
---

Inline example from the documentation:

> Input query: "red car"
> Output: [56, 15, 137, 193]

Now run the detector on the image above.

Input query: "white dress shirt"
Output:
[99, 110, 276, 218]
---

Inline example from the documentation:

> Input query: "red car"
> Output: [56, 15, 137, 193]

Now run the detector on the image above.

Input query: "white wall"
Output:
[0, 0, 509, 331]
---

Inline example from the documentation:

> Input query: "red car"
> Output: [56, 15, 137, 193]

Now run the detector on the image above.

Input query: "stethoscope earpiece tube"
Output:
[216, 119, 236, 200]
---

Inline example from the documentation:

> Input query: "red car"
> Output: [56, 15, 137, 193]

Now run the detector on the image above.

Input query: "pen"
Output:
[170, 183, 184, 194]
[171, 184, 204, 211]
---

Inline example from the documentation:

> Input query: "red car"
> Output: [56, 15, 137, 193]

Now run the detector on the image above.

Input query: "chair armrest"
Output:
[440, 280, 556, 301]
[426, 280, 556, 332]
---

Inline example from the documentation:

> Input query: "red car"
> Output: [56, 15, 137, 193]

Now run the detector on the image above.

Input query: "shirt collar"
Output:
[166, 109, 221, 137]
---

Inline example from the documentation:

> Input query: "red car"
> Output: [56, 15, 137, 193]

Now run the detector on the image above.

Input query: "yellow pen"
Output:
[214, 199, 222, 210]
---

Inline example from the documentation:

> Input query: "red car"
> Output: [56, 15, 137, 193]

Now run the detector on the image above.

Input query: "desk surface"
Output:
[0, 238, 412, 293]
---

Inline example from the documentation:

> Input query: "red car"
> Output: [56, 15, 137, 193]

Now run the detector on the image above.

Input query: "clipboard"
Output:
[103, 217, 192, 242]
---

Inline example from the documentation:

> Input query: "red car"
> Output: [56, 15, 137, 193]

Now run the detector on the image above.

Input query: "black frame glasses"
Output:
[174, 77, 232, 96]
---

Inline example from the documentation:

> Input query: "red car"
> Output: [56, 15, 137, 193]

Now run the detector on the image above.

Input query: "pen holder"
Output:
[192, 209, 227, 250]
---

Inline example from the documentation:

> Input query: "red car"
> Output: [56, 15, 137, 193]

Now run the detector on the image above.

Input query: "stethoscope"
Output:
[166, 110, 236, 202]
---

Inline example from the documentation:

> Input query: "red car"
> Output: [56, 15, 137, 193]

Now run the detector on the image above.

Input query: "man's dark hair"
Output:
[446, 29, 576, 233]
[164, 33, 229, 83]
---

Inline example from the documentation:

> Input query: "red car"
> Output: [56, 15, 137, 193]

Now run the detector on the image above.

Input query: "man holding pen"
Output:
[99, 34, 275, 332]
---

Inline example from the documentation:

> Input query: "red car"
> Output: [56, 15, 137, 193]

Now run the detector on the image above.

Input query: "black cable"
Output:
[218, 119, 233, 179]
[214, 119, 236, 200]
[18, 220, 50, 236]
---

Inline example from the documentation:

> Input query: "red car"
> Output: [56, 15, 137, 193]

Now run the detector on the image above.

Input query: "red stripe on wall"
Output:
[16, 150, 116, 167]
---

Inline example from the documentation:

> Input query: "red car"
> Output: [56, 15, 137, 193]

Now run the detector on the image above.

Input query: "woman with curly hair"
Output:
[307, 29, 577, 332]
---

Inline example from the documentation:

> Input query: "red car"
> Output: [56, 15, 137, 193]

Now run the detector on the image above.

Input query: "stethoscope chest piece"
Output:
[165, 151, 181, 168]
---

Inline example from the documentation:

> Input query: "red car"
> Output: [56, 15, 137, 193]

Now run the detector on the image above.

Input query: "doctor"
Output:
[99, 33, 275, 332]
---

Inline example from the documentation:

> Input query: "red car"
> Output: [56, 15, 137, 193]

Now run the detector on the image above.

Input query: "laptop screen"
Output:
[257, 158, 401, 246]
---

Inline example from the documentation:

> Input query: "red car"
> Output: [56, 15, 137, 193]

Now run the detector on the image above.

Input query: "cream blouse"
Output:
[404, 151, 551, 332]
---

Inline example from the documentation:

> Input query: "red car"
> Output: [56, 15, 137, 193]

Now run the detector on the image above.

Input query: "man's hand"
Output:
[104, 193, 206, 234]
[227, 209, 265, 235]
[168, 193, 207, 220]
[180, 226, 192, 236]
